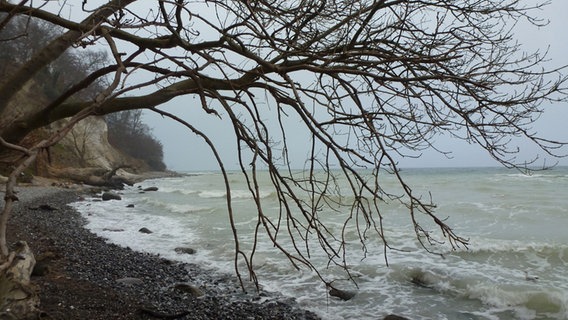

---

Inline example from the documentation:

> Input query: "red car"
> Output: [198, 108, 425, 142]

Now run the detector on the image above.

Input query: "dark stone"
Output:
[328, 286, 356, 301]
[139, 227, 153, 234]
[126, 204, 135, 208]
[102, 192, 121, 201]
[174, 247, 196, 255]
[410, 272, 432, 289]
[384, 315, 410, 320]
[143, 187, 158, 192]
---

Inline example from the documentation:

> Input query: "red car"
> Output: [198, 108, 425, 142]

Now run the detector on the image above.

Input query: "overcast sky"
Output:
[142, 2, 568, 172]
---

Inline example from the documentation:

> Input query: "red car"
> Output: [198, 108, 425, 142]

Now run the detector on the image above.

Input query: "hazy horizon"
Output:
[142, 2, 568, 172]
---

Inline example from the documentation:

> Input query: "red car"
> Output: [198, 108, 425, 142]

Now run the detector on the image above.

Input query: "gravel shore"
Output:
[6, 186, 320, 319]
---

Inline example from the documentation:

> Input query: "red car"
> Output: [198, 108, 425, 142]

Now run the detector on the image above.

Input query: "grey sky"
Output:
[142, 2, 568, 172]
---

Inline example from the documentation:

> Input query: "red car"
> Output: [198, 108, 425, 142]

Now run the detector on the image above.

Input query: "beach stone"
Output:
[102, 192, 121, 201]
[143, 186, 158, 192]
[174, 247, 196, 255]
[172, 283, 204, 297]
[139, 227, 153, 234]
[116, 277, 143, 286]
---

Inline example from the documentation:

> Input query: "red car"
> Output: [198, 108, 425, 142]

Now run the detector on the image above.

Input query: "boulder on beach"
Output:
[174, 247, 196, 255]
[102, 192, 121, 201]
[139, 227, 153, 234]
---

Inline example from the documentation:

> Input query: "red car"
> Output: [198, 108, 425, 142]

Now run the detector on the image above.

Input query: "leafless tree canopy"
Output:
[0, 0, 567, 287]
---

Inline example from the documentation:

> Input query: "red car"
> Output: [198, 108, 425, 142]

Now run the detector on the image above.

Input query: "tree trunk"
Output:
[0, 241, 39, 319]
[48, 166, 134, 189]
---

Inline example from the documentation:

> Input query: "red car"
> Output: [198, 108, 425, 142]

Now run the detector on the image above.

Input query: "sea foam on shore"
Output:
[5, 185, 320, 319]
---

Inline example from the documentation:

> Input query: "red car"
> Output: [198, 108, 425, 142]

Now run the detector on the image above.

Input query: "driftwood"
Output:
[48, 166, 134, 189]
[0, 241, 39, 319]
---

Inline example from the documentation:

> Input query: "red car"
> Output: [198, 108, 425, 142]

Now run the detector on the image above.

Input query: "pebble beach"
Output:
[6, 185, 320, 319]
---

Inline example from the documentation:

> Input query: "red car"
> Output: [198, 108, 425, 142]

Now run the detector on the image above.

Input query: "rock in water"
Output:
[328, 286, 356, 301]
[524, 271, 539, 281]
[139, 227, 153, 234]
[102, 192, 121, 201]
[384, 315, 410, 320]
[174, 247, 196, 255]
[143, 187, 158, 192]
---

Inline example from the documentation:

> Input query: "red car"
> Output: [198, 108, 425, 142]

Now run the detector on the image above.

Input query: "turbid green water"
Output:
[73, 167, 568, 319]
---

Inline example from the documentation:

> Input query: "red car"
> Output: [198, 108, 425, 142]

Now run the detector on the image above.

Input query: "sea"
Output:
[70, 166, 568, 320]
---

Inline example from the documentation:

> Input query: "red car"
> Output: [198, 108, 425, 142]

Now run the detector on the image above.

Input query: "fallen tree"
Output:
[47, 165, 134, 189]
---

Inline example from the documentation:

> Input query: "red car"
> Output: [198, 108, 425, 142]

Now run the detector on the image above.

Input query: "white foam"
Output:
[68, 168, 568, 320]
[198, 189, 273, 199]
[71, 199, 197, 256]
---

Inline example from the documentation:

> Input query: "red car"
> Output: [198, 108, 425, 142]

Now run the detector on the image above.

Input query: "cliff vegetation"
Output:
[0, 15, 166, 181]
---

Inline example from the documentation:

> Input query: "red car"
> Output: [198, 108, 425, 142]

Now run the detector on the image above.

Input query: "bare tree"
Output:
[0, 0, 567, 317]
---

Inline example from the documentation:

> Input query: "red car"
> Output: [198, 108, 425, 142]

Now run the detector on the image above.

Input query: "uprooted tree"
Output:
[0, 0, 567, 317]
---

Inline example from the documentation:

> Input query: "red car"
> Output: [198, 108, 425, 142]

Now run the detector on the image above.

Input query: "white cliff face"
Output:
[58, 116, 128, 170]
[0, 75, 147, 175]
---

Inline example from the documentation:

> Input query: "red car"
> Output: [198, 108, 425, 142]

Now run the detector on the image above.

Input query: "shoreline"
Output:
[6, 185, 320, 319]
